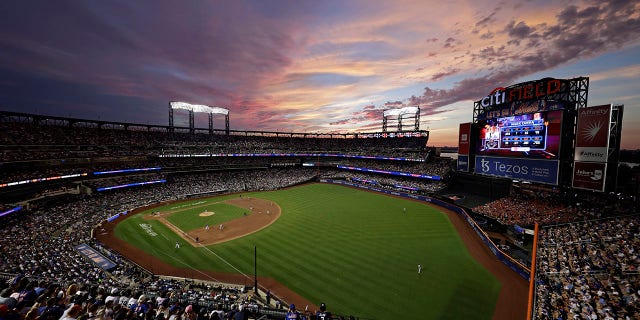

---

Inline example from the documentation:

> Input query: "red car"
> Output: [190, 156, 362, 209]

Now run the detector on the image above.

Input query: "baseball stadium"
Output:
[1, 76, 638, 320]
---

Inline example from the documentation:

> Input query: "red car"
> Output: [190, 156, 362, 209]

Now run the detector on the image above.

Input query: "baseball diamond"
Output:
[97, 183, 528, 319]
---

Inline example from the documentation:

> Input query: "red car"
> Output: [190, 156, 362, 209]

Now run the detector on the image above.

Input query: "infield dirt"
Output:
[143, 197, 280, 246]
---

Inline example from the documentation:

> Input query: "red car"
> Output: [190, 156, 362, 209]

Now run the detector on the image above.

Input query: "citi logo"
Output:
[480, 87, 506, 108]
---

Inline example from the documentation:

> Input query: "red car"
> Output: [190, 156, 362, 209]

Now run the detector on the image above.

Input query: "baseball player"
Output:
[316, 303, 331, 320]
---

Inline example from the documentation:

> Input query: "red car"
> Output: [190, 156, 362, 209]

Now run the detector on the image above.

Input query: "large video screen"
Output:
[476, 110, 563, 159]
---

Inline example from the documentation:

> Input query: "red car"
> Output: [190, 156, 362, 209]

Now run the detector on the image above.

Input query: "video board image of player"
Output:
[479, 121, 502, 150]
[476, 110, 563, 159]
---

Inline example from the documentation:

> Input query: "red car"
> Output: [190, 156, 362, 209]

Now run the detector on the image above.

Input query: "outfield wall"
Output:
[321, 179, 530, 280]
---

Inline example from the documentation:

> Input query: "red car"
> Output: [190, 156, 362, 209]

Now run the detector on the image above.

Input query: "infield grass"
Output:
[115, 183, 500, 319]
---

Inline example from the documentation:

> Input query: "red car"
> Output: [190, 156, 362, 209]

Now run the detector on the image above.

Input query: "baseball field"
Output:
[109, 183, 505, 319]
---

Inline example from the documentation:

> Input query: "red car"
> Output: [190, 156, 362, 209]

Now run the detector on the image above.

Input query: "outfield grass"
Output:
[115, 183, 500, 319]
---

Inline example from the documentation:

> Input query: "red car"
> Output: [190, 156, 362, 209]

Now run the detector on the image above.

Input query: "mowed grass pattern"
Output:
[115, 183, 500, 319]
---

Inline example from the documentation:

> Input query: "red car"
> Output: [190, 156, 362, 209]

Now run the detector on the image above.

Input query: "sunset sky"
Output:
[1, 0, 639, 148]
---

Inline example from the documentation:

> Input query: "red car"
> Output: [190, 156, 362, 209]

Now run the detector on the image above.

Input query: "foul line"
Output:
[200, 245, 252, 281]
[153, 248, 223, 283]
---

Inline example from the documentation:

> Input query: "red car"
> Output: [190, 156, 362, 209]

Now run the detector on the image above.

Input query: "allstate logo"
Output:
[481, 158, 490, 172]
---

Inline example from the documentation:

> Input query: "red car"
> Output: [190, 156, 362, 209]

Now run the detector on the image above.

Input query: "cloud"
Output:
[0, 1, 300, 109]
[329, 104, 384, 126]
[407, 0, 640, 114]
[430, 68, 461, 81]
[0, 0, 639, 145]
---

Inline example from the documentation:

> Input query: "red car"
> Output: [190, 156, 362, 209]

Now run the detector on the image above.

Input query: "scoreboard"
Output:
[476, 110, 562, 160]
[481, 114, 547, 152]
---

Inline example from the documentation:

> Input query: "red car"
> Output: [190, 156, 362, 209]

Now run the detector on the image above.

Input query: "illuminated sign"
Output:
[478, 78, 564, 108]
[93, 167, 161, 175]
[574, 104, 611, 162]
[572, 161, 607, 191]
[359, 131, 428, 138]
[158, 153, 425, 162]
[1, 173, 88, 188]
[480, 87, 507, 107]
[457, 155, 469, 172]
[458, 123, 471, 155]
[96, 179, 166, 192]
[0, 206, 22, 218]
[474, 156, 559, 185]
[75, 244, 117, 270]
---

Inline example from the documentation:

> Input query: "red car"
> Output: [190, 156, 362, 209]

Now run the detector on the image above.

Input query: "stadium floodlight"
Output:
[382, 106, 420, 132]
[170, 101, 229, 115]
[383, 106, 419, 117]
[169, 101, 230, 135]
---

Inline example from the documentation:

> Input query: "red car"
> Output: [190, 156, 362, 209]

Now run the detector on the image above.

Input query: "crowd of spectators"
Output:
[84, 173, 167, 190]
[1, 156, 449, 188]
[338, 158, 451, 178]
[472, 189, 569, 227]
[472, 186, 637, 228]
[0, 117, 446, 205]
[0, 273, 265, 320]
[320, 169, 447, 193]
[534, 215, 640, 319]
[1, 121, 429, 162]
[0, 166, 332, 320]
[165, 168, 317, 197]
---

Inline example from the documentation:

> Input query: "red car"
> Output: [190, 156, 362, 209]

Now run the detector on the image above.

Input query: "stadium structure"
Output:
[0, 76, 638, 320]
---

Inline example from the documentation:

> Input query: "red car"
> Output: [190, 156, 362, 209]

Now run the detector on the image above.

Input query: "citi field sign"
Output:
[478, 78, 565, 108]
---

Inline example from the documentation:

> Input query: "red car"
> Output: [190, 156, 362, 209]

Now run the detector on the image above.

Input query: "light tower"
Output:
[169, 102, 230, 134]
[382, 106, 420, 132]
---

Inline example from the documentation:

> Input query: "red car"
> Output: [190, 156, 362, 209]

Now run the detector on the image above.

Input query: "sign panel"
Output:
[476, 110, 563, 159]
[574, 104, 611, 162]
[457, 155, 469, 172]
[474, 156, 559, 185]
[458, 123, 471, 155]
[572, 161, 607, 192]
[75, 244, 117, 270]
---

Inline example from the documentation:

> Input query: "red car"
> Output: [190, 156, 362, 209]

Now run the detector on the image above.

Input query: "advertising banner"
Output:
[572, 161, 607, 191]
[75, 244, 117, 270]
[474, 156, 559, 185]
[457, 155, 469, 172]
[458, 122, 471, 155]
[574, 104, 611, 162]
